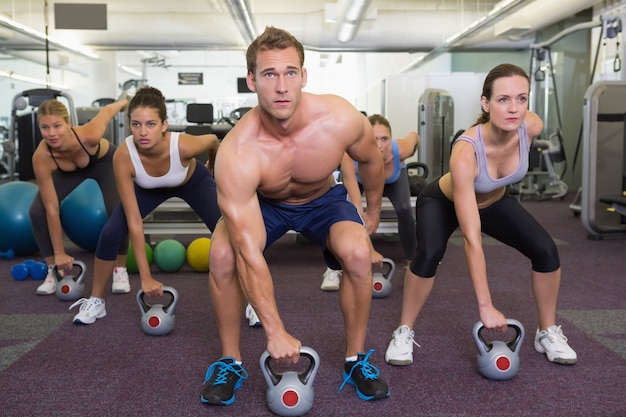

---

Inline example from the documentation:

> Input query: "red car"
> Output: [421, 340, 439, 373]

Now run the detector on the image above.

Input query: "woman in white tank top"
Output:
[70, 86, 221, 325]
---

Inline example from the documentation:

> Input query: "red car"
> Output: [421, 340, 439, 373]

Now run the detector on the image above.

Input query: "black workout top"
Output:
[48, 128, 101, 173]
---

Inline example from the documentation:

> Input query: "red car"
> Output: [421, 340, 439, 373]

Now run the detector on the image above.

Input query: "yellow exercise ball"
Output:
[186, 237, 211, 272]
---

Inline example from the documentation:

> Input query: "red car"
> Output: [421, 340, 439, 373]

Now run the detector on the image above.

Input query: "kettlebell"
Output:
[260, 346, 320, 417]
[136, 286, 179, 336]
[472, 318, 525, 380]
[54, 261, 86, 301]
[372, 258, 395, 298]
[406, 162, 429, 196]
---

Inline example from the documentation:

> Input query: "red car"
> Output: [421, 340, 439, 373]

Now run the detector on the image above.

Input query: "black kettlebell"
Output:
[406, 162, 429, 196]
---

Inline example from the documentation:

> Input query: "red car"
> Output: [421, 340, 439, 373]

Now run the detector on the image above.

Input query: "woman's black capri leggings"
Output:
[409, 180, 560, 278]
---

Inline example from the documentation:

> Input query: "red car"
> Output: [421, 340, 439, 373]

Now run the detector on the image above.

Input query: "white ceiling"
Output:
[0, 0, 608, 78]
[0, 0, 608, 69]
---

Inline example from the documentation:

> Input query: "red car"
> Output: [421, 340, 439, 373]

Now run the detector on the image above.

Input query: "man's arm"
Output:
[215, 138, 301, 362]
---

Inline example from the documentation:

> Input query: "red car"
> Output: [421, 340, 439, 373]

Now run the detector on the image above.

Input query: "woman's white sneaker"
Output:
[320, 268, 341, 291]
[534, 325, 577, 364]
[36, 267, 57, 295]
[385, 325, 421, 365]
[70, 297, 106, 325]
[245, 304, 261, 327]
[112, 267, 131, 294]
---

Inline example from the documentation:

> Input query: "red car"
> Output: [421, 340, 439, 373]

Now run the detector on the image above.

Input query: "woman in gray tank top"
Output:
[385, 63, 577, 368]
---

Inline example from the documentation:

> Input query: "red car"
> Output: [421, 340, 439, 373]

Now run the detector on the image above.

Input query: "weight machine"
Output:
[510, 129, 568, 200]
[517, 18, 613, 201]
[5, 88, 77, 182]
[580, 80, 626, 239]
[417, 89, 454, 179]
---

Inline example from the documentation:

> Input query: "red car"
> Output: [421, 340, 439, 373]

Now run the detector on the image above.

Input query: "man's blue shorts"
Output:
[259, 183, 364, 270]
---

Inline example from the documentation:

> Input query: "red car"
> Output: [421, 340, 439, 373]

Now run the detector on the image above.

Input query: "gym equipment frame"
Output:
[581, 80, 626, 239]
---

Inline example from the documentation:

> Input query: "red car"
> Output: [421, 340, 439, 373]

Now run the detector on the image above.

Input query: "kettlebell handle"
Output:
[406, 162, 429, 178]
[505, 319, 525, 353]
[260, 346, 320, 386]
[136, 286, 179, 313]
[380, 258, 395, 281]
[472, 318, 525, 354]
[52, 260, 86, 280]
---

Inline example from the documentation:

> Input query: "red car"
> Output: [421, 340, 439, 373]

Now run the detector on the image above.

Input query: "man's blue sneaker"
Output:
[201, 357, 249, 405]
[338, 349, 390, 401]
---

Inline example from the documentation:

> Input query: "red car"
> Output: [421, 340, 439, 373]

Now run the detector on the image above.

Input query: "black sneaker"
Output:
[338, 349, 390, 401]
[200, 357, 249, 406]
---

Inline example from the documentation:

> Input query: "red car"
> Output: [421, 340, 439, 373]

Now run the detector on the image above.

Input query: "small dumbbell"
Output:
[11, 263, 30, 281]
[28, 260, 48, 280]
[11, 260, 48, 281]
[0, 249, 15, 260]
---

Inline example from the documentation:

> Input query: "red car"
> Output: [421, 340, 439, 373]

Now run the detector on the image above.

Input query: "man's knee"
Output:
[208, 229, 236, 281]
[335, 238, 371, 279]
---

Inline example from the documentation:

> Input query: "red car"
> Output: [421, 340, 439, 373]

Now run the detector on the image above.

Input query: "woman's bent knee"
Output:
[409, 246, 444, 278]
[531, 241, 560, 273]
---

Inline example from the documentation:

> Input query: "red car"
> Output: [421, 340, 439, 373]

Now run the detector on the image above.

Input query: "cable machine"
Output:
[519, 18, 613, 201]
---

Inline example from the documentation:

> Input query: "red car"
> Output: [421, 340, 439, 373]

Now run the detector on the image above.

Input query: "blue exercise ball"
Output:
[60, 179, 108, 252]
[0, 181, 39, 256]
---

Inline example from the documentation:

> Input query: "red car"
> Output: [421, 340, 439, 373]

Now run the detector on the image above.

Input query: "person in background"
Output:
[69, 86, 220, 325]
[202, 26, 389, 407]
[320, 114, 419, 291]
[384, 63, 577, 367]
[30, 98, 130, 296]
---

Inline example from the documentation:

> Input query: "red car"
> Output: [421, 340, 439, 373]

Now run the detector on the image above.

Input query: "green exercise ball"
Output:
[153, 239, 186, 273]
[126, 242, 154, 274]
